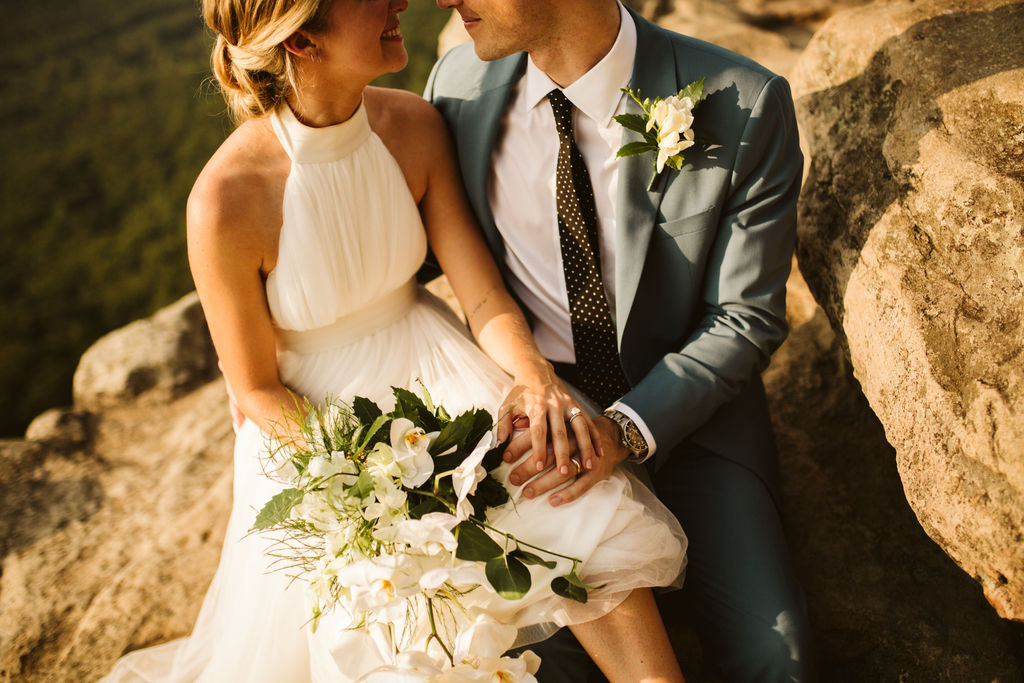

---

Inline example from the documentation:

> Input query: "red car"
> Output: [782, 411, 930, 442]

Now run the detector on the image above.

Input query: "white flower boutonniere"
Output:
[615, 78, 706, 186]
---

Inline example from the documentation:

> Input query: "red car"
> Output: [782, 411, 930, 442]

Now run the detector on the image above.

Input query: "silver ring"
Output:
[566, 406, 583, 424]
[569, 457, 583, 476]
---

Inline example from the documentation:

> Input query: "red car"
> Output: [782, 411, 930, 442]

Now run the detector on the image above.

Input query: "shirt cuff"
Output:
[608, 400, 657, 462]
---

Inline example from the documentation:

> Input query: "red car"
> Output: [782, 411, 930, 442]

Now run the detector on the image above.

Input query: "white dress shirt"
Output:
[488, 3, 656, 454]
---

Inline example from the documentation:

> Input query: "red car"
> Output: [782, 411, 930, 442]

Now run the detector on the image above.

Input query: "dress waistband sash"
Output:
[275, 278, 419, 354]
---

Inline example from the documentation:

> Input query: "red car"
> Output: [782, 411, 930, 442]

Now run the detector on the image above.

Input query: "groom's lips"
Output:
[459, 12, 481, 29]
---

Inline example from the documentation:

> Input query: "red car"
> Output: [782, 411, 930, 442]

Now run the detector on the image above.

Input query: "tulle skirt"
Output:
[101, 291, 686, 682]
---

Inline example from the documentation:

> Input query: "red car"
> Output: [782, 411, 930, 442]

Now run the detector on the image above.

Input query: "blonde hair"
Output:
[204, 0, 333, 121]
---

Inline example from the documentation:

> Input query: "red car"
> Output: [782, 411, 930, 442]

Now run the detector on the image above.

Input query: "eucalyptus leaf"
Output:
[550, 575, 588, 603]
[454, 521, 504, 561]
[485, 554, 532, 600]
[252, 488, 304, 531]
[511, 548, 557, 570]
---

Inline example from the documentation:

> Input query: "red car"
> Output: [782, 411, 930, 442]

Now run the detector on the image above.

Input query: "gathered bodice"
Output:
[265, 102, 427, 334]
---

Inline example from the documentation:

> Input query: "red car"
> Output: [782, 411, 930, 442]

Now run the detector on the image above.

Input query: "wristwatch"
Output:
[602, 409, 650, 463]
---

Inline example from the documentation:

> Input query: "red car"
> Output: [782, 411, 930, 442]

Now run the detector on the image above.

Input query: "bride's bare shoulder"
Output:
[187, 117, 289, 248]
[363, 87, 453, 200]
[364, 86, 449, 146]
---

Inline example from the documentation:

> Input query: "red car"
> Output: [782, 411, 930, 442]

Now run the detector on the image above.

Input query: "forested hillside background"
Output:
[0, 0, 451, 437]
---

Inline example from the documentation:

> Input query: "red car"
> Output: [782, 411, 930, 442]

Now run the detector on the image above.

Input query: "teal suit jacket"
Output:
[424, 9, 802, 485]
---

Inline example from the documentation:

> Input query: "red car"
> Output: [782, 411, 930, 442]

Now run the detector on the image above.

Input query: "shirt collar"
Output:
[522, 2, 637, 125]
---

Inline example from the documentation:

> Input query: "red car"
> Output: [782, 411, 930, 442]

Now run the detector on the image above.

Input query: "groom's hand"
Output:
[508, 416, 630, 506]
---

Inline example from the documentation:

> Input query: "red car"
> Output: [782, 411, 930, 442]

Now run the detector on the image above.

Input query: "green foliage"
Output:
[0, 0, 455, 436]
[454, 521, 504, 562]
[485, 554, 532, 600]
[253, 488, 305, 530]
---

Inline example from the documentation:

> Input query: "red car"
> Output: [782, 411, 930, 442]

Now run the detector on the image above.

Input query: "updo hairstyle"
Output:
[204, 0, 334, 121]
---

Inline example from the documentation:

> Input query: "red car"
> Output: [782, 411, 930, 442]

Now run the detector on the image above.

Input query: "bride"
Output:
[103, 0, 686, 680]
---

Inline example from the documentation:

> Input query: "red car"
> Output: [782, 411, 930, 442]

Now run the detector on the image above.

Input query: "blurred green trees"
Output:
[0, 0, 452, 436]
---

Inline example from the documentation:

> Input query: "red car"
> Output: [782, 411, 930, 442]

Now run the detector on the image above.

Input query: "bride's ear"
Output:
[283, 31, 319, 62]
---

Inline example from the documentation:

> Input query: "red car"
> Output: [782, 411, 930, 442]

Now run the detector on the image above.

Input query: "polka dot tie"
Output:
[548, 89, 630, 407]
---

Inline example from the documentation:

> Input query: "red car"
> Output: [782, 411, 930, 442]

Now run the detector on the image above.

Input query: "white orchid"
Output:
[390, 418, 437, 488]
[390, 512, 459, 555]
[364, 477, 409, 523]
[366, 442, 404, 480]
[452, 612, 518, 661]
[418, 561, 488, 594]
[336, 555, 422, 622]
[451, 434, 492, 521]
[356, 651, 445, 682]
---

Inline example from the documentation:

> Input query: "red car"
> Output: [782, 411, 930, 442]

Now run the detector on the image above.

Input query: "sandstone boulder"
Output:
[791, 0, 1024, 619]
[72, 292, 219, 411]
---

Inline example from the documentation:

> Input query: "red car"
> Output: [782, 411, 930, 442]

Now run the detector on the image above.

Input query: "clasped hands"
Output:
[495, 375, 631, 507]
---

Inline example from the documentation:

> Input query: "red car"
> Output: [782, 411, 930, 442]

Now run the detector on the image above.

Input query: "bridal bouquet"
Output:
[253, 385, 593, 681]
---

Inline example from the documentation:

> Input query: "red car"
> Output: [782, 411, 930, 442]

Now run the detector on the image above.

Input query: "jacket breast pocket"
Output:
[655, 207, 717, 240]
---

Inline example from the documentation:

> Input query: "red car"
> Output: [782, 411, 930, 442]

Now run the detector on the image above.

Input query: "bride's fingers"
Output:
[548, 404, 572, 476]
[495, 408, 514, 443]
[529, 407, 549, 474]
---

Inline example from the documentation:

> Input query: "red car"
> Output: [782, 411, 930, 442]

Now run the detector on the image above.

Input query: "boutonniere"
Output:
[614, 78, 705, 188]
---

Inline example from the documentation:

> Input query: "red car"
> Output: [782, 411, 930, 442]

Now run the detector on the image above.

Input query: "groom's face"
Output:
[436, 0, 552, 60]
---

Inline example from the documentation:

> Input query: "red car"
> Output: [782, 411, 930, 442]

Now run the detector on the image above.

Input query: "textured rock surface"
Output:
[792, 0, 1024, 619]
[72, 291, 219, 412]
[1, 294, 233, 681]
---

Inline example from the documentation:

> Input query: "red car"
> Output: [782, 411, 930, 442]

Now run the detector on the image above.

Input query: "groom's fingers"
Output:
[548, 470, 601, 506]
[504, 428, 533, 462]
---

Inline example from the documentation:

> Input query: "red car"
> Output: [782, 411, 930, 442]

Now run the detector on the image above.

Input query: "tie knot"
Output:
[547, 89, 575, 138]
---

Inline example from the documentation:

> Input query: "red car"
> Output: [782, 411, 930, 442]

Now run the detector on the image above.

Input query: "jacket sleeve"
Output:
[619, 75, 802, 453]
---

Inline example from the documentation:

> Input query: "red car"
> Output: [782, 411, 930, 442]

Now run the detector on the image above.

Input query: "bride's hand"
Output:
[496, 366, 600, 478]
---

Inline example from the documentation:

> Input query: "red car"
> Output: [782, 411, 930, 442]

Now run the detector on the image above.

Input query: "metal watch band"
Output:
[603, 409, 649, 462]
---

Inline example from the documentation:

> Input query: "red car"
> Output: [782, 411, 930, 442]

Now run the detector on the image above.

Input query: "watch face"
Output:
[624, 423, 646, 452]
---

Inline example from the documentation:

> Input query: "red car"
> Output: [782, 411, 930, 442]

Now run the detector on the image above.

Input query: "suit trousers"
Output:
[511, 442, 814, 682]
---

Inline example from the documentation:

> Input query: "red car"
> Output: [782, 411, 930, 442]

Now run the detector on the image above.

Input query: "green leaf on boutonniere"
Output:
[252, 487, 304, 531]
[616, 141, 655, 158]
[678, 77, 705, 104]
[612, 112, 649, 135]
[486, 553, 532, 599]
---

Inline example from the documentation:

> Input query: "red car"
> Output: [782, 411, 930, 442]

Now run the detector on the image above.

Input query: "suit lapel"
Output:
[614, 12, 678, 340]
[454, 54, 526, 258]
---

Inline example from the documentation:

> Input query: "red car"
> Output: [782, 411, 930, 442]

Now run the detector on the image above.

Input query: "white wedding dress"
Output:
[102, 102, 685, 682]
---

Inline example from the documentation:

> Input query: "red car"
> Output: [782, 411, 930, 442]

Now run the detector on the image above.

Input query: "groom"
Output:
[424, 0, 812, 680]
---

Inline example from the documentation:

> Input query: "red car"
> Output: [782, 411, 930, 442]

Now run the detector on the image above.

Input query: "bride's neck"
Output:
[287, 83, 364, 128]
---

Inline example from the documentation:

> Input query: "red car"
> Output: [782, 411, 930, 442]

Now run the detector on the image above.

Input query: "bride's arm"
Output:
[186, 144, 306, 444]
[405, 99, 601, 478]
